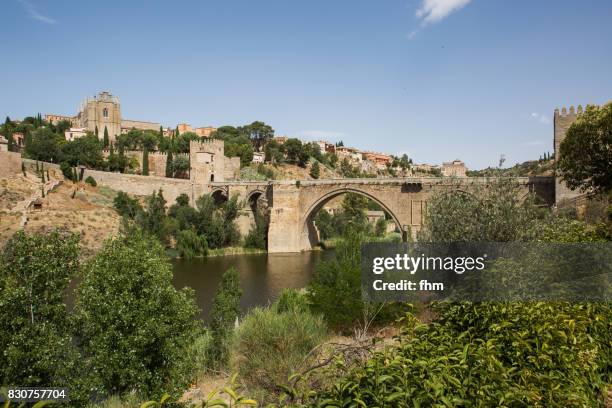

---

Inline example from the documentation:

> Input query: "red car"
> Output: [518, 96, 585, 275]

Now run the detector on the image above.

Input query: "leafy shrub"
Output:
[73, 231, 200, 400]
[209, 267, 242, 368]
[275, 288, 309, 314]
[231, 304, 327, 399]
[307, 231, 364, 331]
[85, 175, 97, 187]
[0, 231, 92, 406]
[113, 191, 142, 219]
[291, 302, 611, 407]
[60, 161, 74, 181]
[176, 229, 208, 259]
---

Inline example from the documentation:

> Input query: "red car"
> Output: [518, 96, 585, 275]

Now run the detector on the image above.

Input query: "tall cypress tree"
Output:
[165, 149, 173, 178]
[103, 126, 109, 148]
[95, 126, 99, 138]
[142, 147, 149, 176]
[7, 133, 14, 152]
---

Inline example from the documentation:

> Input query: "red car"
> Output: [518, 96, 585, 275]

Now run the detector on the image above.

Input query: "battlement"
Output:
[101, 149, 188, 158]
[554, 105, 583, 117]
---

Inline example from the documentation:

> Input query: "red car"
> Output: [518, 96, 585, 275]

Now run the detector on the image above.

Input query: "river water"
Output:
[171, 250, 335, 320]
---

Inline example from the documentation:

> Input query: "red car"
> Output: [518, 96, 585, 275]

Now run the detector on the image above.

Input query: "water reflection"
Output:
[172, 250, 334, 321]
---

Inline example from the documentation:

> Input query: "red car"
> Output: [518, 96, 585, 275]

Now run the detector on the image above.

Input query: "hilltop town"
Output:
[0, 91, 468, 180]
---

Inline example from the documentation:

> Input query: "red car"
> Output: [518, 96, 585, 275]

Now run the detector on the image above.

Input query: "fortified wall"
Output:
[554, 106, 583, 204]
[101, 150, 189, 177]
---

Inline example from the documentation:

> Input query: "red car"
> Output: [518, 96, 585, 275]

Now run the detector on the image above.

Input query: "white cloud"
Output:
[18, 0, 57, 24]
[406, 30, 418, 40]
[415, 0, 472, 25]
[299, 130, 346, 140]
[530, 112, 551, 125]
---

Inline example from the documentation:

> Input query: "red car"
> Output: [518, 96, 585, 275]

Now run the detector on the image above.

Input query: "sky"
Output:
[1, 0, 611, 169]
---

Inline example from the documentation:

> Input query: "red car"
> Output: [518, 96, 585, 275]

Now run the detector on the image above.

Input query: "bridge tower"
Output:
[553, 105, 583, 204]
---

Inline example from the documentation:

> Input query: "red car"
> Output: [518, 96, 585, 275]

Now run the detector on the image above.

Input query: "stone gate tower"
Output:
[553, 105, 583, 204]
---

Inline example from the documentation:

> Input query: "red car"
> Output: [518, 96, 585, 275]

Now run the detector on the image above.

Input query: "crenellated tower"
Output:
[553, 105, 583, 204]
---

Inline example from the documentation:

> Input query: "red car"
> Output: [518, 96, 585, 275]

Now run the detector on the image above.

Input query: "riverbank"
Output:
[320, 232, 403, 249]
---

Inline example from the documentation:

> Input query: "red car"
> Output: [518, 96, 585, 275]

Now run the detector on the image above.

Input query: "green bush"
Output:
[85, 176, 97, 187]
[307, 231, 364, 331]
[209, 267, 242, 368]
[274, 288, 309, 314]
[176, 229, 208, 259]
[231, 304, 327, 399]
[295, 302, 611, 407]
[113, 191, 143, 219]
[60, 161, 74, 181]
[73, 231, 200, 400]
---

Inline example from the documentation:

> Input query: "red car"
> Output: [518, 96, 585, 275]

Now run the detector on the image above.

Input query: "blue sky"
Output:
[1, 0, 611, 169]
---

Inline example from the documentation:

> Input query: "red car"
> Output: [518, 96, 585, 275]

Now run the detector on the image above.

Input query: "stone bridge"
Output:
[208, 176, 554, 253]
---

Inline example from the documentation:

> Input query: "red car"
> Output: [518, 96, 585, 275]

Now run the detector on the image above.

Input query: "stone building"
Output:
[362, 151, 392, 170]
[64, 127, 88, 141]
[554, 105, 583, 204]
[441, 160, 467, 177]
[46, 91, 160, 143]
[190, 138, 240, 184]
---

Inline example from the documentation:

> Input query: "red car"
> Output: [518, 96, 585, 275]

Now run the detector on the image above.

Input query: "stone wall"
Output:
[82, 169, 202, 205]
[101, 150, 189, 177]
[0, 151, 22, 175]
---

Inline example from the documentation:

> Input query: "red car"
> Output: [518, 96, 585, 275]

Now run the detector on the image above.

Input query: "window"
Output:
[103, 108, 108, 118]
[210, 174, 215, 182]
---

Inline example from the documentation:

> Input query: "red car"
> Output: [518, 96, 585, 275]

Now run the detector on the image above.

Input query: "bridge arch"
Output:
[300, 187, 406, 250]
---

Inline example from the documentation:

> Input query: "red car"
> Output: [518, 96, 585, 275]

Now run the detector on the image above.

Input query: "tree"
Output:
[171, 155, 190, 178]
[240, 121, 274, 151]
[138, 189, 169, 243]
[61, 133, 103, 168]
[103, 126, 109, 148]
[558, 103, 612, 195]
[166, 149, 174, 178]
[74, 231, 199, 399]
[142, 147, 149, 175]
[94, 125, 99, 138]
[307, 231, 364, 331]
[7, 132, 14, 152]
[113, 191, 143, 219]
[310, 161, 320, 179]
[209, 267, 242, 367]
[25, 127, 64, 163]
[284, 138, 304, 164]
[0, 231, 87, 402]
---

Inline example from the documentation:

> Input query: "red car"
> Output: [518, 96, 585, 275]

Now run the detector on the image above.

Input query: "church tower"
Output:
[76, 91, 122, 142]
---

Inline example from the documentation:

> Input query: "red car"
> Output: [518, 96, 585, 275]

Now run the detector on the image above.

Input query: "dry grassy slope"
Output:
[242, 162, 340, 181]
[0, 173, 121, 257]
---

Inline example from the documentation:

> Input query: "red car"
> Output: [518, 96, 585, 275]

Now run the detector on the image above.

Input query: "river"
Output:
[171, 250, 335, 320]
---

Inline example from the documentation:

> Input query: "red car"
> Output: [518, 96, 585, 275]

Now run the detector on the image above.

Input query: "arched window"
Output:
[210, 174, 215, 182]
[103, 108, 108, 118]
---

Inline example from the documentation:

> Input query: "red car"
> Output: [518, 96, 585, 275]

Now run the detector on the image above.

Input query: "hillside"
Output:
[239, 161, 340, 181]
[0, 172, 121, 256]
[467, 158, 555, 177]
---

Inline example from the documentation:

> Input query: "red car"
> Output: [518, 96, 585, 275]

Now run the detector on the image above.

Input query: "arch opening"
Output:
[302, 188, 405, 250]
[211, 189, 228, 206]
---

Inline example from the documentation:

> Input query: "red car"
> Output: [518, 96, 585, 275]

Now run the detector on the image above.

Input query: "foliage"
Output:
[165, 149, 174, 177]
[213, 126, 254, 167]
[25, 127, 64, 163]
[142, 147, 149, 175]
[418, 177, 543, 243]
[283, 138, 309, 167]
[0, 231, 90, 406]
[558, 103, 612, 195]
[60, 162, 75, 181]
[309, 161, 320, 179]
[244, 206, 268, 250]
[209, 267, 242, 368]
[85, 175, 97, 187]
[73, 231, 200, 400]
[170, 155, 190, 178]
[374, 217, 387, 237]
[307, 231, 365, 331]
[231, 297, 326, 400]
[176, 229, 208, 259]
[292, 302, 611, 407]
[174, 131, 200, 153]
[240, 121, 274, 151]
[264, 140, 284, 164]
[130, 190, 171, 243]
[113, 191, 143, 220]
